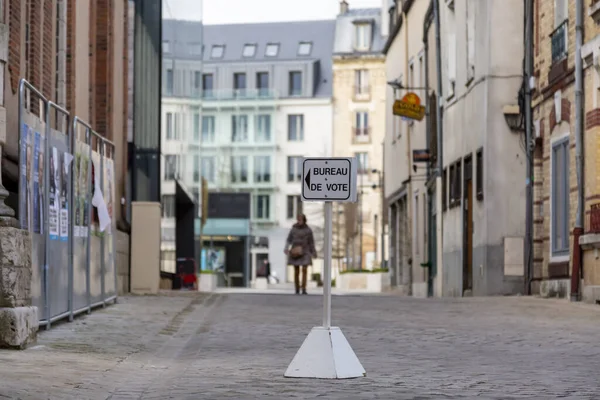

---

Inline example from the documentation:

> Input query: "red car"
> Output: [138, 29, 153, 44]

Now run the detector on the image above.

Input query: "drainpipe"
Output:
[433, 0, 444, 297]
[524, 0, 534, 295]
[572, 0, 584, 302]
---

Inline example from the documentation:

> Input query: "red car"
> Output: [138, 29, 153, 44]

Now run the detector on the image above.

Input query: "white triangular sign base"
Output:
[284, 326, 366, 379]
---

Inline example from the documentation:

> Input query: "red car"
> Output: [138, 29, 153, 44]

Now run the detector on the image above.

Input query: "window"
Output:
[447, 34, 456, 97]
[193, 113, 200, 141]
[254, 195, 270, 220]
[476, 149, 483, 200]
[552, 138, 569, 255]
[454, 161, 462, 206]
[287, 195, 302, 219]
[164, 155, 179, 181]
[289, 71, 302, 96]
[211, 45, 225, 59]
[161, 195, 175, 218]
[166, 112, 173, 139]
[466, 0, 475, 79]
[193, 155, 200, 183]
[254, 156, 271, 183]
[201, 116, 215, 143]
[189, 42, 202, 56]
[265, 43, 279, 57]
[165, 68, 173, 94]
[243, 44, 256, 57]
[298, 42, 312, 56]
[194, 71, 201, 89]
[551, 0, 568, 63]
[356, 152, 369, 174]
[449, 164, 455, 207]
[201, 156, 215, 183]
[442, 167, 448, 211]
[255, 115, 271, 142]
[234, 73, 247, 96]
[231, 156, 249, 183]
[202, 74, 214, 98]
[355, 69, 369, 95]
[162, 41, 170, 53]
[257, 72, 269, 96]
[287, 156, 303, 182]
[355, 23, 371, 50]
[288, 115, 304, 141]
[355, 112, 369, 142]
[232, 115, 249, 142]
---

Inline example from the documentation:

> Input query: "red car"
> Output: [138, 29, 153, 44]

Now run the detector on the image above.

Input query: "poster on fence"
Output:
[104, 157, 114, 233]
[32, 130, 45, 235]
[59, 151, 72, 242]
[19, 123, 34, 230]
[49, 147, 59, 240]
[74, 141, 90, 238]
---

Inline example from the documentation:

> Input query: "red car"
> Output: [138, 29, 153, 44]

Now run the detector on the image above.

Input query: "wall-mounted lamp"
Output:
[502, 104, 524, 132]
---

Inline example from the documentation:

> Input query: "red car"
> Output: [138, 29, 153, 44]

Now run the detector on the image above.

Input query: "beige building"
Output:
[383, 0, 432, 297]
[332, 1, 388, 271]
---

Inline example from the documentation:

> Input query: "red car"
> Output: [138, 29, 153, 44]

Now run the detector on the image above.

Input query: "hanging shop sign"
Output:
[392, 92, 426, 121]
[412, 149, 431, 163]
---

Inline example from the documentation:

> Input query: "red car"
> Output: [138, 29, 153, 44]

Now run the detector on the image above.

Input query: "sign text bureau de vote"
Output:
[301, 158, 358, 202]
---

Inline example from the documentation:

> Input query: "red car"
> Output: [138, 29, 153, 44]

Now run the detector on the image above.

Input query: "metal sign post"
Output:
[284, 157, 365, 380]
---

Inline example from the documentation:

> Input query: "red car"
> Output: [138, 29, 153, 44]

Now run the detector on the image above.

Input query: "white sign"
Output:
[301, 157, 358, 202]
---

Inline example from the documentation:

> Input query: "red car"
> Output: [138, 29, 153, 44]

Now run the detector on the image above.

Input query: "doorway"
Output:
[463, 156, 473, 295]
[427, 189, 436, 297]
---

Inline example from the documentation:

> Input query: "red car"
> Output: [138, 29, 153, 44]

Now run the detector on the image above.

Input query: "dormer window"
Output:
[243, 44, 257, 58]
[298, 42, 312, 56]
[355, 23, 371, 51]
[211, 45, 225, 59]
[265, 43, 279, 57]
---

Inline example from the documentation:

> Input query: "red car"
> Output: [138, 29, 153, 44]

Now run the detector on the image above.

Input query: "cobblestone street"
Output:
[1, 292, 600, 399]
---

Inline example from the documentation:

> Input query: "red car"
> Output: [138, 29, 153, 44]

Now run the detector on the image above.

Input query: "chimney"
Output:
[340, 0, 349, 14]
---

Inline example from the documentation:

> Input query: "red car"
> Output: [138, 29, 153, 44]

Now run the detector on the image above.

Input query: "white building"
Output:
[160, 19, 335, 285]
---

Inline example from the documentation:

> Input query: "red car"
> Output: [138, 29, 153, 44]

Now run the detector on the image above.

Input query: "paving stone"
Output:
[1, 293, 600, 398]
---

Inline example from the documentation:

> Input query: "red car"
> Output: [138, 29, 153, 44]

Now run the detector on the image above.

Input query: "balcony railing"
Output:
[190, 88, 279, 101]
[551, 20, 568, 64]
[353, 127, 371, 144]
[353, 86, 371, 101]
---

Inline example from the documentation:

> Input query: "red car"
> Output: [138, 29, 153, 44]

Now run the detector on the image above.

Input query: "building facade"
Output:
[383, 0, 432, 297]
[161, 19, 335, 285]
[332, 2, 388, 272]
[531, 0, 600, 302]
[438, 0, 525, 297]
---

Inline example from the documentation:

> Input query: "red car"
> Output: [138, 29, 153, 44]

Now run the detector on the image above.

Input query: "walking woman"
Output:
[284, 214, 317, 295]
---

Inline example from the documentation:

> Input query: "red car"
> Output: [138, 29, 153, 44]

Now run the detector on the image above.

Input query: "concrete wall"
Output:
[440, 0, 525, 297]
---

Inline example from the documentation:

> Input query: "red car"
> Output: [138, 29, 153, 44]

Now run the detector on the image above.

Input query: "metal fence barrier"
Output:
[18, 78, 118, 329]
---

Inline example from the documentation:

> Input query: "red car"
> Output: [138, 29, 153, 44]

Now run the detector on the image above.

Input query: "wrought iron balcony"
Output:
[551, 21, 568, 64]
